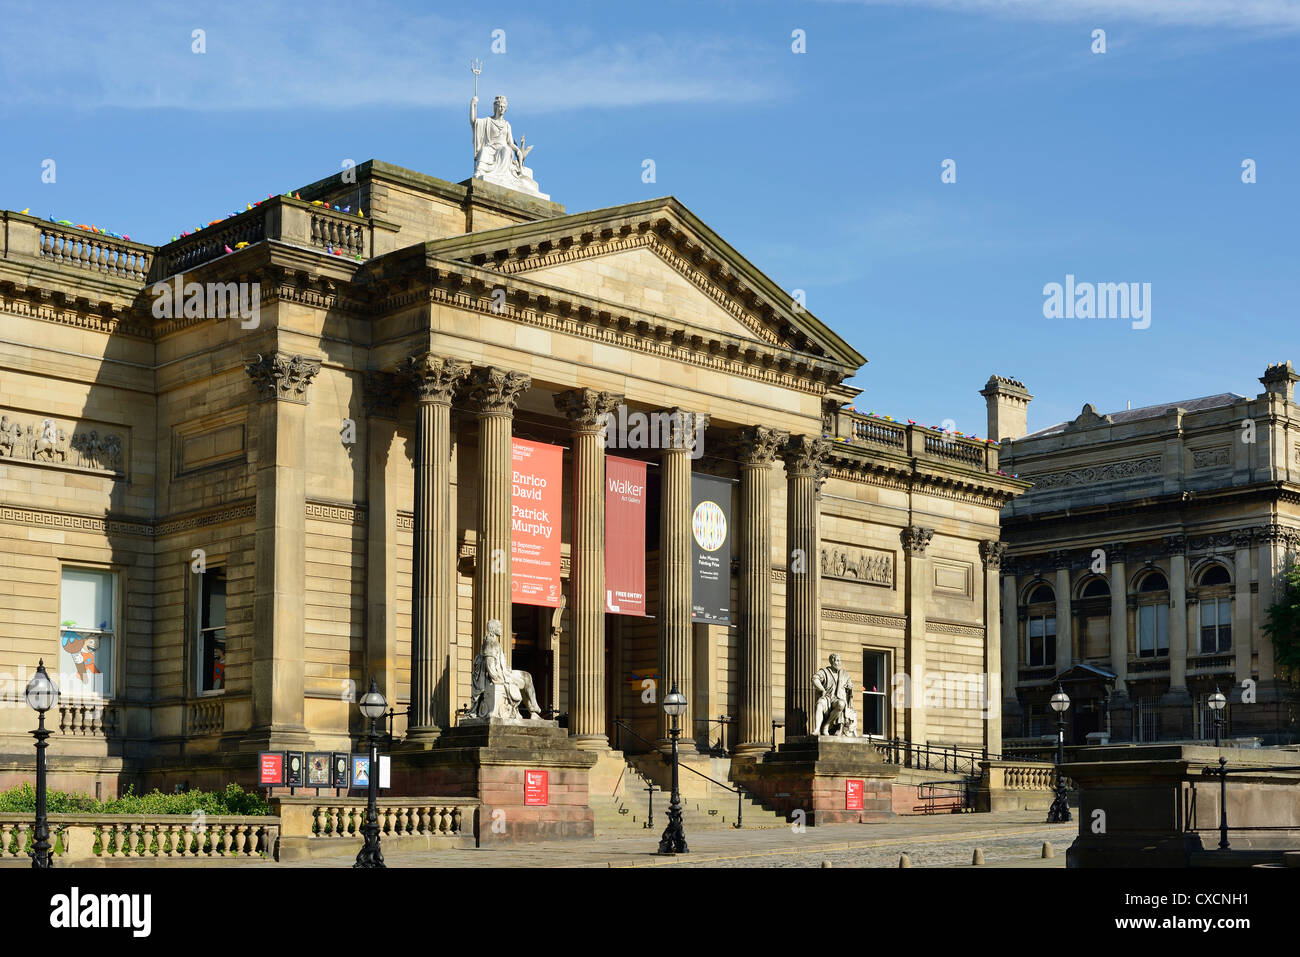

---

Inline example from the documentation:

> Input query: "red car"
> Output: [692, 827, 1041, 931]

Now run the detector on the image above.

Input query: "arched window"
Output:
[1136, 569, 1169, 658]
[1081, 578, 1109, 599]
[1025, 582, 1056, 668]
[1197, 563, 1232, 654]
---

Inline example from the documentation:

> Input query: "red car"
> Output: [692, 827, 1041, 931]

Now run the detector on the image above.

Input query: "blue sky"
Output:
[2, 0, 1297, 435]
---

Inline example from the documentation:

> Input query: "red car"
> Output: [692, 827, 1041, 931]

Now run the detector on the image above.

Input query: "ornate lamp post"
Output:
[657, 682, 689, 855]
[353, 677, 388, 869]
[1208, 688, 1226, 748]
[1046, 683, 1072, 824]
[24, 659, 57, 868]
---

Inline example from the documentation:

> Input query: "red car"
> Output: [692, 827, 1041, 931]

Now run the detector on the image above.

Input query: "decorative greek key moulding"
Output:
[0, 410, 126, 476]
[820, 544, 894, 586]
[244, 353, 323, 403]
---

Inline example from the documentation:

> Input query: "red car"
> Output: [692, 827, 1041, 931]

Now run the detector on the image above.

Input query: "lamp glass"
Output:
[1049, 690, 1070, 713]
[663, 690, 687, 717]
[1208, 691, 1226, 712]
[25, 665, 57, 713]
[359, 680, 387, 720]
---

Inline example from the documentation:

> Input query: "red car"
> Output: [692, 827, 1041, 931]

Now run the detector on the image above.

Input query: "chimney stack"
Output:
[1259, 361, 1298, 403]
[980, 375, 1033, 443]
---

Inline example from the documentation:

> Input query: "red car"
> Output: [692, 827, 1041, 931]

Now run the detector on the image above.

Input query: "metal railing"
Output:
[1190, 758, 1300, 851]
[613, 717, 747, 828]
[874, 736, 999, 776]
[914, 780, 974, 814]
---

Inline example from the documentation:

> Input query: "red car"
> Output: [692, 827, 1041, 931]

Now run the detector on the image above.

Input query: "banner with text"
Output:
[512, 438, 562, 607]
[691, 473, 733, 623]
[605, 455, 647, 615]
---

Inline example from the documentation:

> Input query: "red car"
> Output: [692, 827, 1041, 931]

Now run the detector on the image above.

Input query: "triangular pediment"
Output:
[421, 197, 866, 369]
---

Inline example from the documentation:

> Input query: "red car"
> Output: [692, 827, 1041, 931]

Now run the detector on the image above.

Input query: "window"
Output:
[59, 567, 115, 698]
[1026, 702, 1052, 737]
[1081, 578, 1109, 599]
[1138, 603, 1169, 658]
[1199, 598, 1232, 654]
[861, 651, 888, 736]
[197, 569, 227, 693]
[1026, 582, 1056, 668]
[1133, 696, 1160, 742]
[1138, 571, 1169, 592]
[1199, 564, 1230, 587]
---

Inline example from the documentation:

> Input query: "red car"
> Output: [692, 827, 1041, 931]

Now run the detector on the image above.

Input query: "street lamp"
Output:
[25, 659, 57, 868]
[657, 681, 689, 855]
[1047, 683, 1072, 824]
[1208, 688, 1226, 748]
[353, 677, 387, 869]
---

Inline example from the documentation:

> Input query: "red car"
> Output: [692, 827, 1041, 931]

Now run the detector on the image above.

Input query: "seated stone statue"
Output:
[470, 619, 546, 720]
[813, 652, 857, 736]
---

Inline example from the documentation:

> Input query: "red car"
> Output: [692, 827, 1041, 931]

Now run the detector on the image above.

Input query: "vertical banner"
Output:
[605, 456, 647, 615]
[691, 473, 733, 622]
[511, 438, 562, 607]
[846, 779, 865, 810]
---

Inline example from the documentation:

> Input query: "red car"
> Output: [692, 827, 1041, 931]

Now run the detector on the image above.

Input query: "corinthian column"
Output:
[979, 540, 1009, 754]
[554, 388, 623, 749]
[657, 409, 705, 745]
[902, 525, 934, 750]
[734, 425, 789, 754]
[404, 354, 469, 739]
[244, 353, 321, 748]
[782, 435, 827, 737]
[464, 366, 531, 663]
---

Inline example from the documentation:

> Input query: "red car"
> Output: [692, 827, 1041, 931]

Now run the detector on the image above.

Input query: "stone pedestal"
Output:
[391, 719, 596, 845]
[731, 735, 897, 826]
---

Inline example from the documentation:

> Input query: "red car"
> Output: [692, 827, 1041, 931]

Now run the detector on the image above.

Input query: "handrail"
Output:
[875, 736, 1001, 776]
[1192, 758, 1300, 850]
[614, 718, 746, 828]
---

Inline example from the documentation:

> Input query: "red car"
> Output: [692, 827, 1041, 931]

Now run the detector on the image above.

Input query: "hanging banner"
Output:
[691, 473, 733, 623]
[511, 438, 563, 607]
[605, 456, 647, 616]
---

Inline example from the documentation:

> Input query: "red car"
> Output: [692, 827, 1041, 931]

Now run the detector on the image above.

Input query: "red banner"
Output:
[605, 456, 647, 615]
[846, 779, 864, 810]
[524, 769, 549, 806]
[511, 438, 562, 607]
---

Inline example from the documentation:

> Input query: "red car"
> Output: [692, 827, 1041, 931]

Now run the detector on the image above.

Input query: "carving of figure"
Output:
[104, 434, 122, 471]
[820, 547, 830, 575]
[0, 416, 12, 457]
[86, 430, 100, 470]
[470, 93, 546, 197]
[812, 653, 857, 736]
[70, 433, 84, 467]
[19, 425, 34, 459]
[835, 550, 847, 577]
[470, 619, 545, 720]
[855, 553, 868, 579]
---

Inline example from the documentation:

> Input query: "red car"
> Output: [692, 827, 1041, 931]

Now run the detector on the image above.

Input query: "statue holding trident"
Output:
[468, 59, 548, 199]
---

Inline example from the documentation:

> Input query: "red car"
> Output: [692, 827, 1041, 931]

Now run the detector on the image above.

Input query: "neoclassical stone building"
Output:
[987, 367, 1300, 746]
[0, 156, 1024, 796]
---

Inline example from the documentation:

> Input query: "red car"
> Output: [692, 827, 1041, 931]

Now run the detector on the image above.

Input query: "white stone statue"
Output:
[470, 88, 548, 199]
[470, 619, 546, 720]
[813, 653, 858, 736]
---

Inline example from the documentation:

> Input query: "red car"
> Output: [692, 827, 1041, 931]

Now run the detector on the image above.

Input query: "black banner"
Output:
[690, 473, 733, 622]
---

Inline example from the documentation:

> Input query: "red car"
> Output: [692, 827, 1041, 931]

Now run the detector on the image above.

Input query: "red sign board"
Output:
[846, 779, 864, 810]
[605, 456, 647, 615]
[511, 439, 562, 607]
[524, 769, 549, 806]
[258, 752, 285, 787]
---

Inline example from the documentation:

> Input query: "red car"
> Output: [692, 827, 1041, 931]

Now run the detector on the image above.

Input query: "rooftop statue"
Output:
[469, 60, 548, 199]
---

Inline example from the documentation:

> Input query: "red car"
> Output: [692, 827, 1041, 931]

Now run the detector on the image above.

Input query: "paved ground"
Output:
[22, 810, 1071, 868]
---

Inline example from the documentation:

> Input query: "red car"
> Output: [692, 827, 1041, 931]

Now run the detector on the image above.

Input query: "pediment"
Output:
[421, 198, 866, 370]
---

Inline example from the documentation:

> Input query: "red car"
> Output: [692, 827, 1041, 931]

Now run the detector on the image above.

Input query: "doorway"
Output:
[510, 604, 553, 717]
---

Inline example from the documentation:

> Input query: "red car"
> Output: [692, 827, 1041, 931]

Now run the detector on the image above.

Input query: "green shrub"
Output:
[0, 782, 271, 816]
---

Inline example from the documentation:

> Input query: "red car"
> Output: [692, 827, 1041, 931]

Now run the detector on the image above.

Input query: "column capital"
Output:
[1232, 529, 1254, 549]
[404, 353, 470, 405]
[901, 525, 934, 557]
[1102, 542, 1128, 565]
[245, 353, 322, 404]
[1049, 549, 1073, 571]
[1162, 534, 1188, 556]
[735, 425, 789, 467]
[655, 408, 709, 452]
[979, 540, 1009, 570]
[362, 371, 404, 419]
[464, 366, 531, 415]
[554, 388, 623, 432]
[782, 434, 830, 476]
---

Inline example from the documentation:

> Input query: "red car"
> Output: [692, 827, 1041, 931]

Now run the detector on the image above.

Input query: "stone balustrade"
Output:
[188, 697, 224, 736]
[0, 814, 278, 862]
[272, 795, 478, 860]
[35, 222, 152, 281]
[57, 701, 120, 737]
[975, 759, 1073, 812]
[839, 410, 1000, 474]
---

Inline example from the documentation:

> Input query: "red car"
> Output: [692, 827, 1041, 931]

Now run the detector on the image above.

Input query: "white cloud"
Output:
[831, 0, 1300, 30]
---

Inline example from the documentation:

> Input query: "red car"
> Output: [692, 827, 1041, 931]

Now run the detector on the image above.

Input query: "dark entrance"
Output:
[510, 604, 553, 717]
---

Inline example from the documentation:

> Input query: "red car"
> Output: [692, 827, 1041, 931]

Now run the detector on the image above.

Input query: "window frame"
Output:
[195, 566, 228, 696]
[58, 564, 120, 702]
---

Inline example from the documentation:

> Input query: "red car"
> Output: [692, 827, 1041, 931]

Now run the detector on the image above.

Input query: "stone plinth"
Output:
[731, 735, 897, 826]
[1065, 745, 1300, 868]
[391, 721, 596, 845]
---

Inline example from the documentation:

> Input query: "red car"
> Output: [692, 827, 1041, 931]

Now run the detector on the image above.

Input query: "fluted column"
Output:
[782, 435, 827, 737]
[734, 425, 788, 754]
[554, 388, 623, 749]
[363, 372, 403, 720]
[465, 366, 531, 663]
[902, 526, 934, 748]
[979, 541, 1008, 754]
[244, 353, 321, 748]
[657, 410, 705, 745]
[404, 355, 468, 738]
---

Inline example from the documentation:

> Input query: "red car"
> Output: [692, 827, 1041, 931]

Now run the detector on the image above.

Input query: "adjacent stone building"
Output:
[0, 155, 1025, 797]
[988, 367, 1300, 746]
